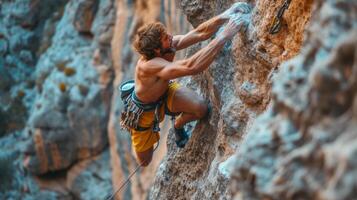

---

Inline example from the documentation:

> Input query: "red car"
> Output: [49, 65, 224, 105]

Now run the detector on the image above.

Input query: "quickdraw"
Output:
[269, 0, 292, 34]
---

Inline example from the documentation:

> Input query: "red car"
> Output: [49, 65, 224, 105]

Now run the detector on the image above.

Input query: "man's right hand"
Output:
[221, 18, 248, 40]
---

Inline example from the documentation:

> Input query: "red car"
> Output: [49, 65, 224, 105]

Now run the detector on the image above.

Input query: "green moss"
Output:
[59, 82, 66, 92]
[64, 67, 76, 76]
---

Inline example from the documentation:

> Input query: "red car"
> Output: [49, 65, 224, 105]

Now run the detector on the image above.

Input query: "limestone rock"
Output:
[150, 0, 314, 199]
[229, 1, 357, 200]
[1, 0, 114, 199]
[24, 0, 114, 175]
[66, 150, 112, 200]
[73, 0, 99, 34]
[0, 0, 189, 199]
[0, 65, 13, 91]
[2, 0, 356, 199]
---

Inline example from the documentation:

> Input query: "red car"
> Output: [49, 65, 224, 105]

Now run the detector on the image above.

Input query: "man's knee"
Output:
[136, 148, 153, 167]
[195, 101, 208, 119]
[139, 158, 152, 167]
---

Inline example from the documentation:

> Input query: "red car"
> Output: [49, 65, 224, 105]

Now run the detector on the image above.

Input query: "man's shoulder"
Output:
[136, 57, 168, 75]
[140, 57, 167, 68]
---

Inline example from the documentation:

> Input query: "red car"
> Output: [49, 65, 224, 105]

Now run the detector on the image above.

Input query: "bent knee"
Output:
[136, 148, 153, 167]
[137, 156, 152, 167]
[140, 159, 152, 167]
[195, 102, 208, 119]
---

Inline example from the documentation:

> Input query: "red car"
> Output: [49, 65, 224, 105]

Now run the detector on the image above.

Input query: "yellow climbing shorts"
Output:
[130, 82, 180, 153]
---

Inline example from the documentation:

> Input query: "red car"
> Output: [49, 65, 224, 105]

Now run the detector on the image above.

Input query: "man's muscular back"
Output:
[134, 52, 175, 103]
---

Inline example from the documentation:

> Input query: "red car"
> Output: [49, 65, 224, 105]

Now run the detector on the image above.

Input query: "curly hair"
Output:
[133, 22, 166, 60]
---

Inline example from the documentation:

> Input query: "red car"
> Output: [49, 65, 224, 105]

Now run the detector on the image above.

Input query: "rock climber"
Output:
[120, 2, 251, 166]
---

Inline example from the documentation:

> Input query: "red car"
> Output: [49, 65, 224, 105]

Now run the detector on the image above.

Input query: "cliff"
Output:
[0, 0, 356, 200]
[0, 0, 188, 199]
[150, 0, 312, 199]
[151, 0, 357, 199]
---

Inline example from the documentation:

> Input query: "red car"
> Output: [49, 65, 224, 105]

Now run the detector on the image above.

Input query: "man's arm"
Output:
[173, 14, 228, 50]
[173, 2, 251, 50]
[142, 20, 243, 80]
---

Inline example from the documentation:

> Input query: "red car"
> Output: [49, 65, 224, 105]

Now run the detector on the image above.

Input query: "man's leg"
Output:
[135, 147, 153, 167]
[170, 87, 208, 129]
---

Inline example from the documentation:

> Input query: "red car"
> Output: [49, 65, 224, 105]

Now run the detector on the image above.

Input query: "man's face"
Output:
[159, 32, 173, 54]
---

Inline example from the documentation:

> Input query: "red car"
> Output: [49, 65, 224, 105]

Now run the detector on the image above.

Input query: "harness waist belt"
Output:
[131, 90, 167, 111]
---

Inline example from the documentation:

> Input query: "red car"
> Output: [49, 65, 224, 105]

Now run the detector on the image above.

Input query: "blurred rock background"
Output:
[0, 0, 189, 199]
[1, 0, 356, 200]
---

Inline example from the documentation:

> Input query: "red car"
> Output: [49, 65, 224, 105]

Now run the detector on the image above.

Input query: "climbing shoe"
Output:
[174, 127, 189, 148]
[202, 103, 212, 121]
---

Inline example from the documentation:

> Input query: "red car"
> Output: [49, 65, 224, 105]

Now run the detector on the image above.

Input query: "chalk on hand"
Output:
[216, 2, 252, 40]
[231, 13, 250, 33]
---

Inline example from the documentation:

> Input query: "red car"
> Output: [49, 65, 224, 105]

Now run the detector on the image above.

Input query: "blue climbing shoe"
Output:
[174, 127, 189, 148]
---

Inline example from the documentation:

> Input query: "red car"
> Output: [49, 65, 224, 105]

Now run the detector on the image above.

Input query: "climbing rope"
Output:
[269, 0, 292, 34]
[105, 119, 163, 200]
[105, 162, 142, 200]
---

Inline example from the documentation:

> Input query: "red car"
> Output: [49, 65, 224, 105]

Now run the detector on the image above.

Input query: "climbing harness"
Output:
[153, 103, 161, 132]
[109, 80, 183, 199]
[269, 0, 292, 34]
[107, 80, 177, 200]
[119, 80, 164, 132]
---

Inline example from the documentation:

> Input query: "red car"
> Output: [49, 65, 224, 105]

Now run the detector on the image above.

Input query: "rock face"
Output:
[23, 0, 115, 175]
[1, 0, 356, 199]
[0, 0, 68, 139]
[150, 0, 357, 200]
[1, 0, 115, 199]
[230, 1, 357, 199]
[0, 0, 189, 199]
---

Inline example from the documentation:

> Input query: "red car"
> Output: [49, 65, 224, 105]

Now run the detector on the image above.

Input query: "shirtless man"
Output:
[126, 3, 250, 166]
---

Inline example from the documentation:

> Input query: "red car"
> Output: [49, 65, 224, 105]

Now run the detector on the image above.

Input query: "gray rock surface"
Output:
[1, 0, 356, 199]
[24, 0, 114, 175]
[1, 0, 114, 199]
[0, 0, 188, 199]
[0, 0, 68, 139]
[151, 0, 357, 200]
[149, 0, 337, 199]
[230, 1, 357, 199]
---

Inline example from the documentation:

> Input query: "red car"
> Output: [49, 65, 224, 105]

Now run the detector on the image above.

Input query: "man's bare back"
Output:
[135, 53, 175, 103]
